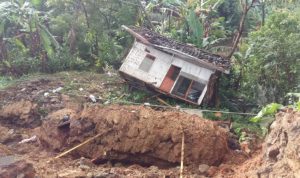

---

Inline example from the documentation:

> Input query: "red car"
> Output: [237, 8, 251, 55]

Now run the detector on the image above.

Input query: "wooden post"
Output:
[180, 132, 185, 178]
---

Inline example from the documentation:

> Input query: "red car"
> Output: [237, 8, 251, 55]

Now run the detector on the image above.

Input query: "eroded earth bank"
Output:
[0, 76, 299, 178]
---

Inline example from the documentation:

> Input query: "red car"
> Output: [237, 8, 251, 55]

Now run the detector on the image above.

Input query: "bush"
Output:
[46, 47, 89, 73]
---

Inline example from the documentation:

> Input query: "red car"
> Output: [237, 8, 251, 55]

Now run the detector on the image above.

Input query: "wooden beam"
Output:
[121, 25, 150, 45]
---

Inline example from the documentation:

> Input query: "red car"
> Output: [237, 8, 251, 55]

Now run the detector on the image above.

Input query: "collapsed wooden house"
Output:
[119, 25, 230, 105]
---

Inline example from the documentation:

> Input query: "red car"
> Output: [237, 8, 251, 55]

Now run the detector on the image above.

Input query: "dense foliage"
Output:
[0, 0, 299, 109]
[241, 11, 300, 105]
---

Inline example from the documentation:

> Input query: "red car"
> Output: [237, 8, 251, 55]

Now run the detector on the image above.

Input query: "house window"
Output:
[172, 76, 192, 97]
[186, 81, 206, 102]
[139, 54, 155, 72]
[172, 76, 206, 102]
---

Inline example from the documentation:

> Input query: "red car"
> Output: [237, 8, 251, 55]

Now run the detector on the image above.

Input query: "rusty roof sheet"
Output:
[129, 26, 230, 72]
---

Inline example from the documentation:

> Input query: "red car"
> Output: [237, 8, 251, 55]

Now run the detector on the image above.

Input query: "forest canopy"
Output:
[0, 0, 299, 107]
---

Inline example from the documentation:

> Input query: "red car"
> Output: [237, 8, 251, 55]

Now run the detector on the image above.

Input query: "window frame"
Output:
[139, 54, 156, 73]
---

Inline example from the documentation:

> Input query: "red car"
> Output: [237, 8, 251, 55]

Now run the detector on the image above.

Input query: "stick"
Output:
[54, 133, 103, 159]
[180, 132, 185, 178]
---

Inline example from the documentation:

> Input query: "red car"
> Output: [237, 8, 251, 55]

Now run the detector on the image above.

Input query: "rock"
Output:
[0, 158, 36, 178]
[93, 171, 110, 178]
[89, 95, 97, 103]
[18, 135, 37, 144]
[79, 164, 90, 170]
[198, 164, 210, 174]
[86, 172, 93, 178]
[52, 87, 63, 93]
[240, 141, 251, 154]
[149, 165, 159, 172]
[77, 157, 93, 170]
[207, 166, 218, 177]
[57, 170, 85, 178]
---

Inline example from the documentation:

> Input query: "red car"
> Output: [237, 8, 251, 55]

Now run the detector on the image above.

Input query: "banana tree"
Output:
[145, 0, 225, 48]
[0, 0, 59, 60]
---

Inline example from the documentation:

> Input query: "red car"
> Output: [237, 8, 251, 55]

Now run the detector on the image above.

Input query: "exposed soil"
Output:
[38, 105, 229, 167]
[213, 110, 300, 178]
[3, 72, 297, 178]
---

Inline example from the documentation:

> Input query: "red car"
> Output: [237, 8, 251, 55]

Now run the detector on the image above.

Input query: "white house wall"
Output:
[171, 56, 214, 83]
[120, 41, 215, 88]
[120, 41, 172, 87]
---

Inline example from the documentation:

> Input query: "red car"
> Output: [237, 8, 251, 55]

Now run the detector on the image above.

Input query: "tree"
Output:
[227, 0, 256, 59]
[0, 0, 60, 73]
[242, 11, 300, 104]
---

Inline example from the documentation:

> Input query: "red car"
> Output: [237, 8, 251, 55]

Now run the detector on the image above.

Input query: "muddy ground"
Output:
[0, 72, 299, 178]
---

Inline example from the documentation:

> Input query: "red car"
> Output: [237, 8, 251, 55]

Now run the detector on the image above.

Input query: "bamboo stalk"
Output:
[54, 133, 103, 159]
[180, 132, 185, 178]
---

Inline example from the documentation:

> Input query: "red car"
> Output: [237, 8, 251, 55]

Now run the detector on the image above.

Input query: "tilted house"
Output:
[119, 26, 230, 105]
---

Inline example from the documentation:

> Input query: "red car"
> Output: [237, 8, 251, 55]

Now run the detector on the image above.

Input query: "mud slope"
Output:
[38, 105, 229, 167]
[221, 110, 300, 178]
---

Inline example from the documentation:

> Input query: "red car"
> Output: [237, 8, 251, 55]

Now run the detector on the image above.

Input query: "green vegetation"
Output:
[0, 0, 299, 138]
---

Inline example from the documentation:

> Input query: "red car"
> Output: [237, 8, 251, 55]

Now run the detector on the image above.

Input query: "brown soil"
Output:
[214, 110, 300, 178]
[5, 72, 293, 178]
[38, 105, 229, 167]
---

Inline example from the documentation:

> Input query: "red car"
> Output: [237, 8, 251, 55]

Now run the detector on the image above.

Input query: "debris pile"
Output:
[38, 105, 230, 167]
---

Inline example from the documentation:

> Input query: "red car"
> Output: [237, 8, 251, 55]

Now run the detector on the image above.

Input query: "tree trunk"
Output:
[261, 1, 266, 26]
[0, 36, 7, 60]
[227, 0, 256, 59]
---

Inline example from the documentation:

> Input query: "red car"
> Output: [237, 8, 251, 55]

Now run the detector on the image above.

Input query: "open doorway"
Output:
[160, 65, 181, 93]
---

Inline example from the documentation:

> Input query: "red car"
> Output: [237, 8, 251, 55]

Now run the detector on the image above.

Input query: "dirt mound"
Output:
[38, 105, 230, 167]
[220, 110, 300, 178]
[0, 100, 41, 128]
[255, 110, 300, 177]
